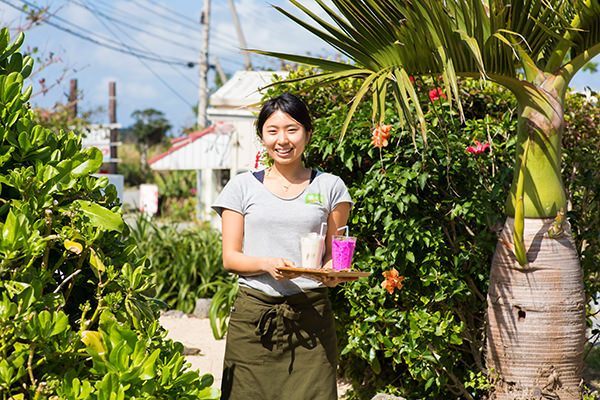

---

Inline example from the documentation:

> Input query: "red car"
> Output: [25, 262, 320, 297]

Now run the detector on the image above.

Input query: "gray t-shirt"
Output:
[212, 170, 353, 297]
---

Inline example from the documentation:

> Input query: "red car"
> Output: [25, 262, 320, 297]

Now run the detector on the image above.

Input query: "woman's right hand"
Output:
[262, 257, 296, 280]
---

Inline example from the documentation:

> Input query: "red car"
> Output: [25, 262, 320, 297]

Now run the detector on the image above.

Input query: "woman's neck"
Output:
[270, 161, 308, 181]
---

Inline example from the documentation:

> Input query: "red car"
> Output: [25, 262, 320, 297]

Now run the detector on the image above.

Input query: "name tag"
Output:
[305, 193, 324, 205]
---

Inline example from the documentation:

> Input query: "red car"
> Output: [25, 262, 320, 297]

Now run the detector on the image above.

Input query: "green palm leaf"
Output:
[253, 0, 600, 139]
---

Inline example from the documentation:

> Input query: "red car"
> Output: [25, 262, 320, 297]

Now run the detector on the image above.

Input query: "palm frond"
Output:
[252, 0, 600, 140]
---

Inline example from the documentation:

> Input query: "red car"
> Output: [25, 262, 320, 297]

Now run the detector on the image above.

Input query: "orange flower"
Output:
[371, 124, 392, 148]
[381, 268, 405, 294]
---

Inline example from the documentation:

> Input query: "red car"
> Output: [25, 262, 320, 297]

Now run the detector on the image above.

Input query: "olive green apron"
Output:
[220, 286, 338, 400]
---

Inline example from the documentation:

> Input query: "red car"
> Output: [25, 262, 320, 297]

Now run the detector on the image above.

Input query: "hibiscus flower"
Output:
[381, 268, 405, 294]
[466, 140, 491, 155]
[371, 124, 392, 148]
[428, 87, 447, 102]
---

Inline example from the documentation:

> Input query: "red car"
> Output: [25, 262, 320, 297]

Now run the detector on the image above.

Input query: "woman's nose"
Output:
[276, 131, 289, 143]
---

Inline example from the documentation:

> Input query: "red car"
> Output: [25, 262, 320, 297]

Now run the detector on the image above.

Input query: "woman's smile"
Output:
[262, 110, 309, 165]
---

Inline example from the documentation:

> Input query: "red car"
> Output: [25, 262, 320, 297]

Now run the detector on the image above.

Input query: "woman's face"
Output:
[261, 110, 310, 166]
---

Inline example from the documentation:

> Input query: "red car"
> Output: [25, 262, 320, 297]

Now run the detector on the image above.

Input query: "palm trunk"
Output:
[486, 83, 586, 399]
[487, 217, 585, 400]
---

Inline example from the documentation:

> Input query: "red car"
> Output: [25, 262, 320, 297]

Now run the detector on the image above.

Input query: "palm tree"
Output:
[253, 1, 600, 399]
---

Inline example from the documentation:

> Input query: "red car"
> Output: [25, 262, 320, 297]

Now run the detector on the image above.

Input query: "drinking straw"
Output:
[337, 225, 349, 237]
[320, 222, 327, 237]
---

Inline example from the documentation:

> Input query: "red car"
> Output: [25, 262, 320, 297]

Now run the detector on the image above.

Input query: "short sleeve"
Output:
[329, 176, 353, 213]
[211, 175, 245, 217]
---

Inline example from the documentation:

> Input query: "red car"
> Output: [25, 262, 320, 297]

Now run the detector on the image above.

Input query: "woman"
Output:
[212, 93, 353, 400]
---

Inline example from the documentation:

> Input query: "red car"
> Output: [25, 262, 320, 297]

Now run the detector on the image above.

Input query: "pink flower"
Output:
[190, 188, 197, 196]
[409, 75, 415, 84]
[466, 140, 490, 155]
[428, 87, 446, 102]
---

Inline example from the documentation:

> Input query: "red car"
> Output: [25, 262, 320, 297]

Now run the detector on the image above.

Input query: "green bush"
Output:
[0, 29, 218, 399]
[153, 170, 197, 221]
[265, 67, 599, 399]
[130, 215, 234, 313]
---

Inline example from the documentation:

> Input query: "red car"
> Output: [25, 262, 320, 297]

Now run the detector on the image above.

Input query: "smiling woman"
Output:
[211, 93, 354, 400]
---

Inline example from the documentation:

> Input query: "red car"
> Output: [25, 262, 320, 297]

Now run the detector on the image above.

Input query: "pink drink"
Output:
[331, 235, 357, 271]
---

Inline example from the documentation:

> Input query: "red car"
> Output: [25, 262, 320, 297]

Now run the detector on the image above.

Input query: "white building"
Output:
[149, 70, 287, 224]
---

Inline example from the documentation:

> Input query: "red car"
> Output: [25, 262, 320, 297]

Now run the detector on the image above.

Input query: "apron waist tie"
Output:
[255, 303, 300, 353]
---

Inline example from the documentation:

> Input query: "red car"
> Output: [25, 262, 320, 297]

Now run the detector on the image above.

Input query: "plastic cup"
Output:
[301, 233, 325, 269]
[331, 235, 357, 271]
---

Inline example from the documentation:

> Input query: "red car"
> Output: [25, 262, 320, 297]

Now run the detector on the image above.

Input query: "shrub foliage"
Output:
[266, 68, 600, 399]
[130, 216, 233, 313]
[0, 29, 218, 399]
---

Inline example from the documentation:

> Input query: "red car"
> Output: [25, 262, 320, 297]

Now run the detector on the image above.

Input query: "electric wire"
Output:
[129, 0, 202, 32]
[81, 0, 195, 108]
[66, 0, 201, 54]
[89, 0, 242, 51]
[144, 0, 200, 27]
[81, 0, 197, 88]
[1, 0, 197, 67]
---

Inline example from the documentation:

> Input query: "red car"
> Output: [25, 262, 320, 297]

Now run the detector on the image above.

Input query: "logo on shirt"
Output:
[305, 193, 324, 205]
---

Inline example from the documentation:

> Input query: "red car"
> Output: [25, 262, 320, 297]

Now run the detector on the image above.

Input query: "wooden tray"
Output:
[277, 266, 371, 279]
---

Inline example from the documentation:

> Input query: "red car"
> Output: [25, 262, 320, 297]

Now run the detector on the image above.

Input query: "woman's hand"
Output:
[315, 276, 358, 287]
[262, 257, 296, 280]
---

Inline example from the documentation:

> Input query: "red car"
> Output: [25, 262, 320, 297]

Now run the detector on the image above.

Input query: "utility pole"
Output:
[68, 79, 77, 118]
[227, 0, 252, 70]
[197, 0, 210, 129]
[108, 81, 117, 174]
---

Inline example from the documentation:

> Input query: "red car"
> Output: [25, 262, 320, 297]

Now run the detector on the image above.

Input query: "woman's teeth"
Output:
[276, 148, 292, 155]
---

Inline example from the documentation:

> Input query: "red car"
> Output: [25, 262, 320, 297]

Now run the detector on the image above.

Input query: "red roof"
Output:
[148, 125, 216, 165]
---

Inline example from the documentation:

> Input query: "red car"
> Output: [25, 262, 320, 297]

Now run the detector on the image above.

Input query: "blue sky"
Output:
[1, 0, 599, 133]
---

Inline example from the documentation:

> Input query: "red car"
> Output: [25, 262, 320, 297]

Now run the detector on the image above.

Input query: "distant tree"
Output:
[129, 108, 171, 177]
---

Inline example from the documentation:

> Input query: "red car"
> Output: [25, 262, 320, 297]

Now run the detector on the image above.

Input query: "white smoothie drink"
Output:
[301, 232, 325, 269]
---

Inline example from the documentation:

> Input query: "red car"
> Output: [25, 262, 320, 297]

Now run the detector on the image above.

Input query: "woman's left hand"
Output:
[320, 276, 358, 287]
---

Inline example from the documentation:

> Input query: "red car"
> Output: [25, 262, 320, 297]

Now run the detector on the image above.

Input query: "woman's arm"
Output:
[221, 209, 295, 280]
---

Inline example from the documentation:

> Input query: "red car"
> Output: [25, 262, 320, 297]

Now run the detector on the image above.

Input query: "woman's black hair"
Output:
[256, 93, 312, 138]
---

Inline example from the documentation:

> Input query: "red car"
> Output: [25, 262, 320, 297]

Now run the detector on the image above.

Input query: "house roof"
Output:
[209, 70, 288, 109]
[148, 125, 216, 166]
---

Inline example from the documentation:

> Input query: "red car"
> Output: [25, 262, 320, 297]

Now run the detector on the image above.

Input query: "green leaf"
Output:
[64, 239, 83, 254]
[51, 312, 69, 336]
[71, 147, 103, 177]
[139, 349, 160, 380]
[89, 248, 106, 278]
[72, 200, 124, 232]
[368, 347, 381, 374]
[81, 330, 107, 356]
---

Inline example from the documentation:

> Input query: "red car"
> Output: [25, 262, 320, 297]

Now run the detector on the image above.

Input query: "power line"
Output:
[81, 0, 195, 108]
[2, 0, 197, 67]
[129, 0, 201, 32]
[145, 0, 200, 27]
[90, 0, 242, 51]
[80, 0, 197, 87]
[92, 0, 201, 40]
[66, 0, 201, 55]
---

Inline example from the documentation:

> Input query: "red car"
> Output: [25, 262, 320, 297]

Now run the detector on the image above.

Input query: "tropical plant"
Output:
[0, 28, 218, 399]
[208, 280, 238, 340]
[129, 215, 234, 313]
[264, 67, 599, 398]
[255, 2, 600, 398]
[153, 170, 197, 220]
